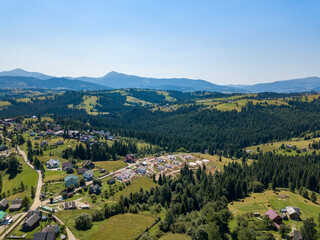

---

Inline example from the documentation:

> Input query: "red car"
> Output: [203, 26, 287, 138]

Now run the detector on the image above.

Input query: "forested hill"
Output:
[1, 89, 320, 154]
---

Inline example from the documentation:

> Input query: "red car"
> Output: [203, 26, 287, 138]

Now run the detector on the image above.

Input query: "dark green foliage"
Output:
[75, 213, 92, 230]
[301, 218, 317, 240]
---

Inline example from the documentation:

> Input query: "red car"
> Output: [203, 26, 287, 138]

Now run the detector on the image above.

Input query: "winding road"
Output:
[0, 143, 77, 240]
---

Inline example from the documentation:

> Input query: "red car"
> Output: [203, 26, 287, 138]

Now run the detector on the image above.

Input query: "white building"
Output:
[46, 159, 60, 169]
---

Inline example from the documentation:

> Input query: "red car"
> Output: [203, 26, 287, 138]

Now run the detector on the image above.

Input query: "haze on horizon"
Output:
[1, 0, 320, 85]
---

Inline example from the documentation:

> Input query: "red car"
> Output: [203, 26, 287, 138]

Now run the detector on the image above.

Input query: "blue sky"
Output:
[0, 0, 320, 84]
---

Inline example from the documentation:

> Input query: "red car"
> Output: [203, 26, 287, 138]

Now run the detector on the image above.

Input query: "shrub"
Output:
[75, 213, 92, 230]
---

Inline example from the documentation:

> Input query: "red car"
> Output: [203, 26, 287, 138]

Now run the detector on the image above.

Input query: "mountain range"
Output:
[0, 68, 320, 93]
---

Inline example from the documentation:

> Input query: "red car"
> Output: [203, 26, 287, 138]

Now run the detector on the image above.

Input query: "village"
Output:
[0, 117, 218, 240]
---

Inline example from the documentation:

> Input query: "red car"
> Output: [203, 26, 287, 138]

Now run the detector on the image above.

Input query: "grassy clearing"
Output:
[44, 170, 66, 182]
[126, 96, 152, 106]
[228, 189, 320, 230]
[245, 137, 320, 156]
[191, 153, 253, 170]
[95, 161, 127, 172]
[156, 91, 176, 101]
[55, 210, 155, 240]
[75, 95, 99, 115]
[0, 101, 11, 108]
[112, 177, 157, 200]
[1, 157, 38, 199]
[197, 97, 289, 112]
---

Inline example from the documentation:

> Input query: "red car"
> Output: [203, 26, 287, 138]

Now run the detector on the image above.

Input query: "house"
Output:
[34, 230, 57, 240]
[82, 160, 95, 169]
[0, 198, 9, 211]
[23, 213, 41, 230]
[64, 175, 79, 187]
[137, 166, 147, 174]
[54, 130, 64, 136]
[0, 145, 8, 152]
[291, 230, 303, 240]
[253, 212, 261, 217]
[42, 224, 59, 236]
[46, 159, 60, 169]
[62, 162, 73, 171]
[77, 168, 86, 175]
[67, 192, 73, 198]
[107, 178, 116, 185]
[66, 168, 74, 174]
[124, 154, 136, 163]
[37, 132, 46, 137]
[33, 232, 48, 240]
[202, 159, 210, 164]
[40, 141, 48, 147]
[89, 184, 101, 195]
[83, 170, 94, 181]
[30, 132, 36, 136]
[265, 209, 282, 230]
[280, 212, 288, 220]
[189, 162, 197, 167]
[26, 210, 41, 218]
[64, 201, 77, 210]
[9, 198, 22, 212]
[286, 206, 300, 220]
[46, 129, 54, 135]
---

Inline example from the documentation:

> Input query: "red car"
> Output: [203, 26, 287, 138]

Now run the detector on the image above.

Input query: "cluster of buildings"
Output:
[116, 169, 136, 181]
[0, 119, 15, 126]
[258, 206, 301, 231]
[188, 159, 209, 168]
[18, 209, 61, 240]
[67, 129, 115, 142]
[63, 162, 97, 187]
[0, 198, 22, 212]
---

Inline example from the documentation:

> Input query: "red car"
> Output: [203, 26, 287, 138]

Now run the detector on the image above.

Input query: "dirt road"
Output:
[17, 146, 43, 210]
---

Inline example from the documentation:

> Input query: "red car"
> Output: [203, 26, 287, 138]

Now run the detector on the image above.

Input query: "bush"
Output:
[92, 210, 104, 222]
[75, 213, 92, 230]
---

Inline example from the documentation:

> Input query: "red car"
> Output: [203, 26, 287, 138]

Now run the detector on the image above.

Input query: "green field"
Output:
[55, 210, 156, 240]
[228, 189, 320, 230]
[1, 156, 38, 200]
[75, 95, 100, 115]
[112, 177, 157, 200]
[95, 161, 127, 172]
[245, 137, 320, 156]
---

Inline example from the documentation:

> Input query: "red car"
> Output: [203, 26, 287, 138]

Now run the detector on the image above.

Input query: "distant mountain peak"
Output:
[0, 68, 53, 80]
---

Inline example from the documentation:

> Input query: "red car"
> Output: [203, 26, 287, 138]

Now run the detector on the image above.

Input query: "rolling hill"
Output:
[0, 76, 110, 90]
[229, 77, 320, 93]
